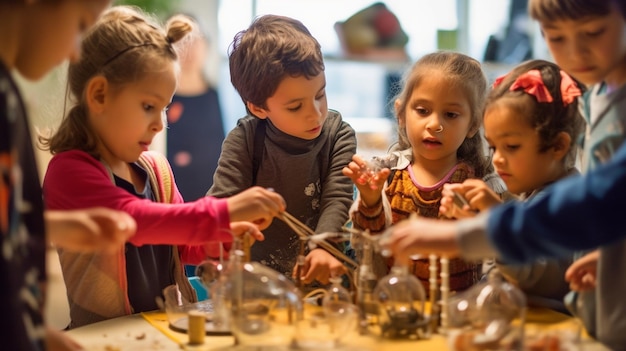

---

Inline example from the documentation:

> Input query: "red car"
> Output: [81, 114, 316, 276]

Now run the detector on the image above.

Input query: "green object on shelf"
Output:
[437, 29, 458, 51]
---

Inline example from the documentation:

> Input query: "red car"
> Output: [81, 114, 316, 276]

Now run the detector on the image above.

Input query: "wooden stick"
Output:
[278, 212, 359, 271]
[280, 212, 315, 236]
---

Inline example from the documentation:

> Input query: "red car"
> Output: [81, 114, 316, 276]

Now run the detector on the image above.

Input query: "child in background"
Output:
[207, 15, 356, 284]
[40, 6, 286, 329]
[440, 60, 585, 313]
[342, 51, 504, 292]
[0, 1, 139, 350]
[166, 13, 225, 201]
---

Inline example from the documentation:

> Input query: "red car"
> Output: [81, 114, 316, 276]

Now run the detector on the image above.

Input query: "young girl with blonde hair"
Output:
[40, 6, 285, 328]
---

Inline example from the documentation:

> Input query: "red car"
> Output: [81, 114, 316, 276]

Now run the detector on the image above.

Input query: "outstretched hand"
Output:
[379, 217, 461, 263]
[342, 154, 390, 207]
[46, 208, 136, 254]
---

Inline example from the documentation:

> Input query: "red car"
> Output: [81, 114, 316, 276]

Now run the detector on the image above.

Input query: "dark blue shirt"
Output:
[114, 164, 173, 313]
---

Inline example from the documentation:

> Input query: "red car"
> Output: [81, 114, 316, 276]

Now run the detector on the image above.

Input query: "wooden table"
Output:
[66, 307, 611, 351]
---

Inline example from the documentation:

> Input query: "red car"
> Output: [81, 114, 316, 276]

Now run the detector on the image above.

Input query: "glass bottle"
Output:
[374, 264, 429, 339]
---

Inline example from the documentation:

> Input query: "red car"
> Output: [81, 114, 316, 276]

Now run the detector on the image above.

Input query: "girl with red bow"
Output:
[438, 59, 585, 313]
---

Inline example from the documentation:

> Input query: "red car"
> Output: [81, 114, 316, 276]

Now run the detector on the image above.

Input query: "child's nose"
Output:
[491, 149, 505, 165]
[153, 112, 165, 132]
[427, 114, 443, 131]
[309, 101, 324, 120]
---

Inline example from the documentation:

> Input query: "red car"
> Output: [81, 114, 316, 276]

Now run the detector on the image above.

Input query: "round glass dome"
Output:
[447, 268, 527, 351]
[211, 256, 302, 349]
[373, 265, 430, 339]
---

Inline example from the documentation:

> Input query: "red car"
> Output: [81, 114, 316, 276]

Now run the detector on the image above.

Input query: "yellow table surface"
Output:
[66, 306, 611, 351]
[140, 306, 602, 351]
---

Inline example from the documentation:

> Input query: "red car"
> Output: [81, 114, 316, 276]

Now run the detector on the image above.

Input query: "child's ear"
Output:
[466, 124, 480, 139]
[552, 131, 572, 160]
[246, 101, 269, 120]
[85, 76, 108, 114]
[394, 99, 404, 127]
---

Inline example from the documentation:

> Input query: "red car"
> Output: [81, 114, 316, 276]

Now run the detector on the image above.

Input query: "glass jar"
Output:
[211, 246, 302, 349]
[295, 277, 359, 349]
[447, 268, 526, 351]
[373, 264, 430, 339]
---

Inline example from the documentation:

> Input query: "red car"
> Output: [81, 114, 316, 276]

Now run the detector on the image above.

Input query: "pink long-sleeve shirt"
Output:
[43, 149, 232, 262]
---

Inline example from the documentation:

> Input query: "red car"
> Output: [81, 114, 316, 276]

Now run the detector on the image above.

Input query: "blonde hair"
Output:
[393, 51, 492, 178]
[40, 6, 193, 157]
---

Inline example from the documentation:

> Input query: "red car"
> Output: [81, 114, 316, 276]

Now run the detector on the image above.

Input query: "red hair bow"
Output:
[560, 70, 582, 105]
[509, 69, 553, 103]
[493, 69, 581, 106]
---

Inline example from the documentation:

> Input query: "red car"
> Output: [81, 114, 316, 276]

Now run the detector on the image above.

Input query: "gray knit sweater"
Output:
[207, 110, 356, 277]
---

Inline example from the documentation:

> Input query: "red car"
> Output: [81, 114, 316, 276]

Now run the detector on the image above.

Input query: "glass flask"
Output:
[161, 284, 223, 334]
[447, 268, 527, 351]
[373, 264, 429, 339]
[211, 245, 303, 349]
[295, 277, 359, 349]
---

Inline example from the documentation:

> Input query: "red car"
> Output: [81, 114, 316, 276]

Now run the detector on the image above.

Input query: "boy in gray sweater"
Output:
[207, 15, 356, 285]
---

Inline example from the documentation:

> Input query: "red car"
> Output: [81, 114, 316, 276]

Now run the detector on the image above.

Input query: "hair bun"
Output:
[166, 14, 194, 45]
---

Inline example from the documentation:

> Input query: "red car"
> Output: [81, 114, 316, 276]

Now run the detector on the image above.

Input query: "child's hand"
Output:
[227, 186, 286, 229]
[440, 180, 502, 218]
[440, 184, 476, 219]
[342, 154, 390, 207]
[230, 221, 265, 242]
[293, 248, 347, 285]
[45, 208, 137, 254]
[565, 250, 599, 291]
[379, 218, 460, 262]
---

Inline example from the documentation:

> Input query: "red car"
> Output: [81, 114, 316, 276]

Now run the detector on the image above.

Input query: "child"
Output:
[383, 1, 626, 348]
[0, 0, 140, 350]
[40, 6, 286, 329]
[342, 51, 504, 293]
[528, 0, 626, 343]
[166, 13, 225, 201]
[207, 15, 356, 285]
[439, 60, 584, 312]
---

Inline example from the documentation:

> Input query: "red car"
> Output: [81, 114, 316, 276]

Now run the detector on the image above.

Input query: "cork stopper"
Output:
[187, 310, 206, 345]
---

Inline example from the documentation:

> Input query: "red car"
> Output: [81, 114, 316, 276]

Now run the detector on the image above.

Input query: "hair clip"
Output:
[559, 70, 582, 106]
[509, 69, 553, 103]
